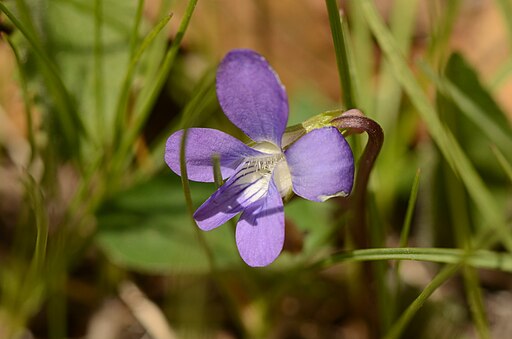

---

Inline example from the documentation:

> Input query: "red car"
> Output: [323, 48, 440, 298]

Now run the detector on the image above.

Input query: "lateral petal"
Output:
[165, 128, 262, 182]
[285, 127, 354, 202]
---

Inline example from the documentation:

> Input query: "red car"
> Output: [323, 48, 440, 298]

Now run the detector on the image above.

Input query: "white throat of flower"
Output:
[242, 142, 293, 199]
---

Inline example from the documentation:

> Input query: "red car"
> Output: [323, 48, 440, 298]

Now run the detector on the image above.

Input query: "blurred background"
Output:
[0, 0, 511, 338]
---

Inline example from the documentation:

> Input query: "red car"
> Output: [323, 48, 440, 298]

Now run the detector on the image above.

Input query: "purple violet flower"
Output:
[165, 49, 354, 267]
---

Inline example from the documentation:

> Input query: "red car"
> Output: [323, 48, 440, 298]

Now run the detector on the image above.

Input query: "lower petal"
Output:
[284, 127, 354, 202]
[235, 180, 284, 267]
[193, 161, 272, 231]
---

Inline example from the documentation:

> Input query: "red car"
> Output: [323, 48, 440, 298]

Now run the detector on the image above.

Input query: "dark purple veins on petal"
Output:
[165, 128, 262, 183]
[235, 180, 285, 267]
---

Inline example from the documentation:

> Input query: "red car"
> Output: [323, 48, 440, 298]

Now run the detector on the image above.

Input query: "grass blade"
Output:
[94, 0, 105, 143]
[312, 247, 512, 272]
[491, 145, 512, 183]
[399, 169, 421, 248]
[325, 0, 356, 109]
[463, 265, 490, 339]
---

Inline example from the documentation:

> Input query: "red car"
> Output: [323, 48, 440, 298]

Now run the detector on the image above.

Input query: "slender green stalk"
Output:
[399, 169, 421, 248]
[94, 0, 105, 143]
[14, 0, 39, 40]
[325, 0, 355, 109]
[375, 0, 418, 128]
[463, 266, 490, 339]
[444, 162, 489, 338]
[212, 155, 223, 188]
[179, 129, 216, 269]
[391, 169, 421, 326]
[177, 130, 246, 336]
[491, 145, 512, 182]
[347, 0, 373, 114]
[384, 264, 460, 339]
[313, 247, 512, 272]
[130, 0, 145, 57]
[426, 0, 461, 69]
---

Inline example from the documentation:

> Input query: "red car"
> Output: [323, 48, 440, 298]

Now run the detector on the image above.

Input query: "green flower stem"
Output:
[312, 247, 512, 273]
[391, 169, 421, 323]
[130, 0, 145, 57]
[399, 169, 421, 248]
[94, 0, 105, 144]
[325, 0, 356, 109]
[491, 145, 512, 183]
[179, 131, 247, 337]
[331, 109, 384, 248]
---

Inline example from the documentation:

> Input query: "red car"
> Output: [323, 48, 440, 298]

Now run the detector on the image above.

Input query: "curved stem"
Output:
[331, 109, 384, 247]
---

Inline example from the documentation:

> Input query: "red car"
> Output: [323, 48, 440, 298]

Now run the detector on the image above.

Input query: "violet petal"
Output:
[165, 128, 262, 182]
[216, 49, 288, 146]
[235, 180, 284, 267]
[285, 127, 354, 202]
[193, 161, 273, 231]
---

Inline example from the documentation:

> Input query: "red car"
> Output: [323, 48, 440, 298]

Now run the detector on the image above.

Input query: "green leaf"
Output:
[96, 175, 240, 274]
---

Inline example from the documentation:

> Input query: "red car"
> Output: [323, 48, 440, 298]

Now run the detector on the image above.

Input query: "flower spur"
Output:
[165, 49, 354, 267]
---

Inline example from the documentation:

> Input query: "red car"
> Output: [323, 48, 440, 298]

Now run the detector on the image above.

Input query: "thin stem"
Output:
[130, 0, 145, 58]
[179, 129, 216, 268]
[325, 0, 355, 109]
[331, 109, 384, 248]
[94, 0, 105, 143]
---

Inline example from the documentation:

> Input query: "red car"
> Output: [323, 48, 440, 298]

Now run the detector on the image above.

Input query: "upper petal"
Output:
[285, 127, 354, 202]
[193, 160, 273, 231]
[236, 180, 284, 267]
[165, 128, 262, 182]
[216, 49, 288, 146]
